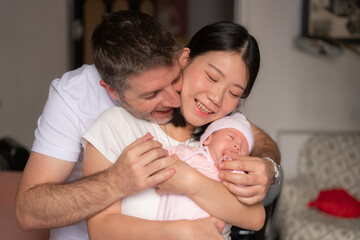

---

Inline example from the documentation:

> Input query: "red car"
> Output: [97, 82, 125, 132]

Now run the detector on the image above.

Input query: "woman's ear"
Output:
[179, 47, 190, 68]
[99, 80, 120, 100]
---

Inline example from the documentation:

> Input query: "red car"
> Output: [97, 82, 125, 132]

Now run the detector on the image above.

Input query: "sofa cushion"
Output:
[308, 188, 360, 218]
[297, 132, 360, 198]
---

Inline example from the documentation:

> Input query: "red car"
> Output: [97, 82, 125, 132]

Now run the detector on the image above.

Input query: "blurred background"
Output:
[0, 0, 359, 179]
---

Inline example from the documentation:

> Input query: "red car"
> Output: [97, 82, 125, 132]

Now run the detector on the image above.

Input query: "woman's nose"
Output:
[208, 88, 223, 106]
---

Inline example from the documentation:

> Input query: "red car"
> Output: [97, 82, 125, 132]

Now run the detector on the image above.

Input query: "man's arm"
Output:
[15, 134, 177, 230]
[218, 122, 281, 205]
[16, 152, 125, 230]
[250, 122, 280, 164]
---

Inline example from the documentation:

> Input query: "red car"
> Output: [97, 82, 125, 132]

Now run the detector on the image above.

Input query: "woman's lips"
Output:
[195, 99, 213, 114]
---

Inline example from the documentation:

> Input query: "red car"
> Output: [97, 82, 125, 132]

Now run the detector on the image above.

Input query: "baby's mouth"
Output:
[195, 99, 213, 114]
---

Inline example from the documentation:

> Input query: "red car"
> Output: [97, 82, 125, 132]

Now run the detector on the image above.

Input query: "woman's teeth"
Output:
[196, 100, 212, 114]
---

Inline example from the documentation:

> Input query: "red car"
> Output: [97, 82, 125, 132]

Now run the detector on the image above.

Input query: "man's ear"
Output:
[179, 47, 190, 68]
[99, 80, 120, 100]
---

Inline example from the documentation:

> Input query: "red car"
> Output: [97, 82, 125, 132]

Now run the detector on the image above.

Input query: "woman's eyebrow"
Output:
[208, 63, 225, 78]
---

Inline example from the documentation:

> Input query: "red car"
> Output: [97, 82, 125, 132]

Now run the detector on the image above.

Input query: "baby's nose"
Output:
[233, 143, 240, 150]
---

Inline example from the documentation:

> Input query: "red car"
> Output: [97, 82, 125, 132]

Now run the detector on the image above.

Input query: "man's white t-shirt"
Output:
[32, 64, 119, 240]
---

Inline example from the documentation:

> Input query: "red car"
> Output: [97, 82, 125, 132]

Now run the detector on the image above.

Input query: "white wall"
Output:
[235, 0, 360, 179]
[0, 1, 71, 149]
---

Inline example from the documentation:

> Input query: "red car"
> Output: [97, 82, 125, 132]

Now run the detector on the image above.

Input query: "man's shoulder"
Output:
[53, 64, 101, 91]
[49, 64, 114, 114]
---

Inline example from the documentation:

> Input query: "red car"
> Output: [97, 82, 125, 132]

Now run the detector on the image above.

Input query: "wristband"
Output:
[262, 157, 280, 185]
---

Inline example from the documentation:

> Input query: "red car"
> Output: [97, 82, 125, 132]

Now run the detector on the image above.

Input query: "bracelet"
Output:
[262, 157, 281, 185]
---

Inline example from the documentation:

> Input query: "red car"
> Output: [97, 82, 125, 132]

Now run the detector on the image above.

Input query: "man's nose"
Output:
[162, 85, 181, 108]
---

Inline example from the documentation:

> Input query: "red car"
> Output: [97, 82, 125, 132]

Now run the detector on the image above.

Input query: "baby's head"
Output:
[199, 112, 254, 164]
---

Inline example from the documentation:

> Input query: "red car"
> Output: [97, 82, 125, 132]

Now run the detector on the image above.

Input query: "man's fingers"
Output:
[125, 132, 153, 148]
[124, 138, 166, 163]
[218, 158, 259, 173]
[136, 146, 171, 167]
[222, 180, 259, 198]
[146, 167, 176, 187]
[223, 149, 247, 160]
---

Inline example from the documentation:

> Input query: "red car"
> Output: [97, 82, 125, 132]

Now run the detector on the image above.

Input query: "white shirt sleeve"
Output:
[32, 79, 83, 162]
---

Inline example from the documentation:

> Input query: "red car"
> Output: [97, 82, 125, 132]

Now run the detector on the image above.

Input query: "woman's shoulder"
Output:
[98, 107, 156, 131]
[99, 106, 137, 122]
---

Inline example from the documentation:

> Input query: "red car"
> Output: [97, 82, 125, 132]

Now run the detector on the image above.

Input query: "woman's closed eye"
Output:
[229, 91, 241, 98]
[207, 73, 217, 82]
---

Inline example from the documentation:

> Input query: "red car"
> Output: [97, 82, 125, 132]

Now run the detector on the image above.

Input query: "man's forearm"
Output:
[16, 170, 119, 230]
[250, 123, 281, 164]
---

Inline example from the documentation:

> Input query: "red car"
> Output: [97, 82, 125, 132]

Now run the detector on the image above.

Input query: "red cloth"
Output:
[308, 188, 360, 218]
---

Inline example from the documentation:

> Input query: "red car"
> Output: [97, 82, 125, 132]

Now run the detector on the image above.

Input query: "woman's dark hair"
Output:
[171, 22, 261, 140]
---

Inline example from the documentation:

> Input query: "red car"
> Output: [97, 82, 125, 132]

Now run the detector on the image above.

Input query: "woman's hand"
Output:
[217, 150, 274, 205]
[179, 217, 225, 240]
[155, 159, 200, 195]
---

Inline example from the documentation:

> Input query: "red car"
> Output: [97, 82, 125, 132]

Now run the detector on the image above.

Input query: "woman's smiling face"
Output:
[180, 50, 248, 127]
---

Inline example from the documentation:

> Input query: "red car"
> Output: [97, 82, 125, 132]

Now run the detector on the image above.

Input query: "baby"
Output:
[157, 112, 254, 236]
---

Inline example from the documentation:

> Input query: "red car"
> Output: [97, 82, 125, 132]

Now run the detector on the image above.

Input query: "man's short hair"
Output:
[92, 10, 183, 94]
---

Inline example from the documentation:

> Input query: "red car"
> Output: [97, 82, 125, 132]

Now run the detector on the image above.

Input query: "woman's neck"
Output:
[160, 122, 196, 142]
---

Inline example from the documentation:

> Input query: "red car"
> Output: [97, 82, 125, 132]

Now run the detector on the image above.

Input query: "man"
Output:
[16, 10, 280, 240]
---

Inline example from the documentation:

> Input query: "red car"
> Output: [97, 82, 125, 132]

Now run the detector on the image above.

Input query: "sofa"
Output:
[0, 171, 50, 240]
[276, 131, 360, 240]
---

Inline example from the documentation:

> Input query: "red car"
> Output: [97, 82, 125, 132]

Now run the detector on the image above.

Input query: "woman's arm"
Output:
[156, 160, 265, 231]
[87, 204, 225, 240]
[83, 142, 226, 240]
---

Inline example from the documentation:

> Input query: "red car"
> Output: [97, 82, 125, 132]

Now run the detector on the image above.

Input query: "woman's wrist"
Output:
[181, 167, 204, 196]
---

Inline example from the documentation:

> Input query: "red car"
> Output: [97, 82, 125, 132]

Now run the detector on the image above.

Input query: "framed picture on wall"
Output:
[302, 0, 360, 43]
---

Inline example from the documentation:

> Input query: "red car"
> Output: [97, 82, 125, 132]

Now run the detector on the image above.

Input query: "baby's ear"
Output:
[202, 135, 212, 146]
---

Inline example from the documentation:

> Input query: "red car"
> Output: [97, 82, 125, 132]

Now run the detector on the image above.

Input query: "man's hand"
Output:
[102, 133, 180, 197]
[217, 150, 274, 205]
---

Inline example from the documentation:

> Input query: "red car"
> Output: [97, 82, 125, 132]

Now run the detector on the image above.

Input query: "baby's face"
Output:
[202, 128, 249, 165]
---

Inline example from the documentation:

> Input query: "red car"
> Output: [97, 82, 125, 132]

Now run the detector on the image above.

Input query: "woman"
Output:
[83, 22, 264, 240]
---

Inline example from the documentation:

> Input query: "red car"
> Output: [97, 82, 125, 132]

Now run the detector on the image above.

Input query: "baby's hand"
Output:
[215, 154, 232, 166]
[217, 154, 246, 175]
